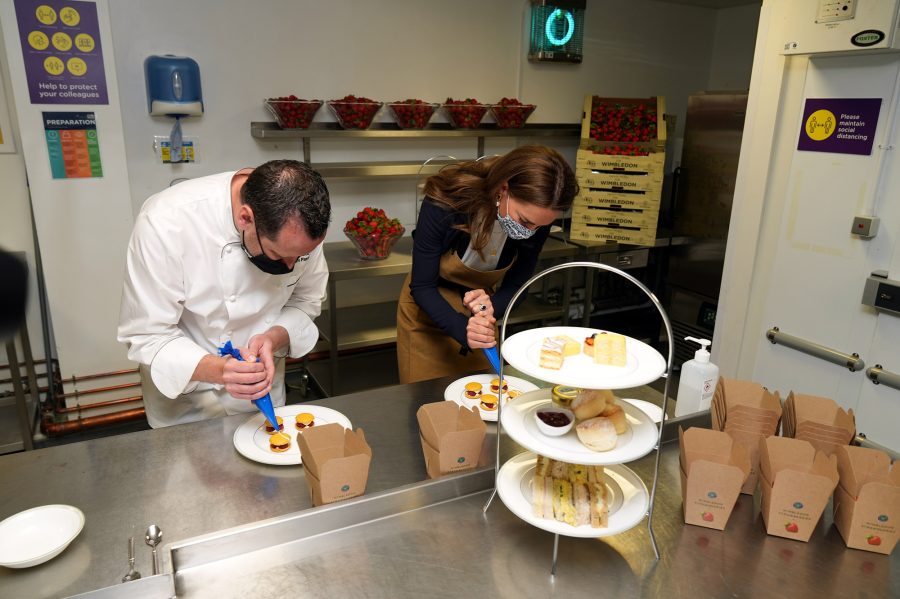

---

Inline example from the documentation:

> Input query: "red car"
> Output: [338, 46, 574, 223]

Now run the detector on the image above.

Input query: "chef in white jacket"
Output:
[118, 159, 330, 428]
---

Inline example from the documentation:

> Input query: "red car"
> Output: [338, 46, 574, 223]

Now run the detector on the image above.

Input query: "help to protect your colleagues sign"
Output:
[14, 0, 108, 104]
[797, 98, 881, 156]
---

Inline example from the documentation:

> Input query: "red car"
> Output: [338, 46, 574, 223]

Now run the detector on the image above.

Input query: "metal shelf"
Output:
[250, 121, 582, 140]
[311, 160, 457, 179]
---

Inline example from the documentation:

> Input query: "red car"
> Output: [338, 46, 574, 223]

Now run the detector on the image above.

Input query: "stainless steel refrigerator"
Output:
[667, 91, 748, 365]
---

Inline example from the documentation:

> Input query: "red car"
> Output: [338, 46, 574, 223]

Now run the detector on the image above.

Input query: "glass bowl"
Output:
[327, 100, 383, 129]
[264, 99, 322, 129]
[344, 226, 405, 260]
[442, 102, 490, 129]
[491, 103, 536, 128]
[387, 101, 440, 129]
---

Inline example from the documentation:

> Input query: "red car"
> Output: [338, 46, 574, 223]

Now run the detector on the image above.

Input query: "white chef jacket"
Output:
[117, 171, 328, 428]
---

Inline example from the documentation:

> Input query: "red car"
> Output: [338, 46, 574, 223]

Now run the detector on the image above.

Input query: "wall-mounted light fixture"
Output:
[528, 0, 586, 64]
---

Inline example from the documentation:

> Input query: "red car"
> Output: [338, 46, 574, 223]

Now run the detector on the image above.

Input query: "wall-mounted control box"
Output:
[862, 270, 900, 316]
[783, 0, 900, 55]
[851, 215, 879, 238]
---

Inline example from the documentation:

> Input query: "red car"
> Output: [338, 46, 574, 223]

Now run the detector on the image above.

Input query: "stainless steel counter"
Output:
[1, 379, 897, 598]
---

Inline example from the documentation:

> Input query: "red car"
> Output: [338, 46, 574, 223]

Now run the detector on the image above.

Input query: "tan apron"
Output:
[397, 251, 514, 384]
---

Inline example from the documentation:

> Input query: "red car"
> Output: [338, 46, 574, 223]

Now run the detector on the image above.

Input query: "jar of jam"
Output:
[551, 384, 578, 408]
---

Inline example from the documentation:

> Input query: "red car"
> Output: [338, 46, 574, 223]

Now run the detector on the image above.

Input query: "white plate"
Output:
[444, 374, 539, 422]
[620, 398, 664, 424]
[496, 452, 649, 538]
[501, 326, 665, 389]
[0, 505, 85, 568]
[500, 389, 658, 465]
[233, 405, 352, 466]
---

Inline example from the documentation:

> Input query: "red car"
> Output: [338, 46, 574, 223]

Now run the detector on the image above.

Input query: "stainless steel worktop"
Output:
[1, 379, 897, 598]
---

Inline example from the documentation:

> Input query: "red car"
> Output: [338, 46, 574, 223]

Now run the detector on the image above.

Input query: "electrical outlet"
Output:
[153, 136, 198, 164]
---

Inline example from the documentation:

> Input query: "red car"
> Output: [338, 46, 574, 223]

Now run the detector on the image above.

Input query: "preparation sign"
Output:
[797, 98, 881, 156]
[43, 111, 102, 178]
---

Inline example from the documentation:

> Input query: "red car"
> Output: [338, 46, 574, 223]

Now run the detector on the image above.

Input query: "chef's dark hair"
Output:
[241, 160, 331, 239]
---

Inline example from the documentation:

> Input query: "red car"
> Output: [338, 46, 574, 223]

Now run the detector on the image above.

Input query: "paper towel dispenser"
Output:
[144, 55, 203, 117]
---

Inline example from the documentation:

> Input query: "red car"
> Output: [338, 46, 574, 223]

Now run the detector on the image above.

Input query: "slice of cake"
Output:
[539, 336, 565, 369]
[551, 335, 581, 357]
[591, 332, 627, 367]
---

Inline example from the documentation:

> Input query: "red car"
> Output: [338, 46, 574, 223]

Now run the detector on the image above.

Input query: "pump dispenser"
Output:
[674, 336, 719, 417]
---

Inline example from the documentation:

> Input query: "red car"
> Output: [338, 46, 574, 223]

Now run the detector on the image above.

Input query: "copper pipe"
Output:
[41, 408, 146, 437]
[57, 381, 141, 399]
[66, 368, 139, 383]
[55, 395, 143, 415]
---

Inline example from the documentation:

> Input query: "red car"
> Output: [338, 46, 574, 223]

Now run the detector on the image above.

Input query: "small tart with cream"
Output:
[295, 412, 315, 430]
[264, 416, 284, 434]
[464, 382, 483, 399]
[269, 431, 292, 453]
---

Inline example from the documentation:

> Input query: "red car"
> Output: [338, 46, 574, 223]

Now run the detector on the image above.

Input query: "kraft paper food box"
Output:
[759, 436, 839, 542]
[417, 401, 486, 479]
[833, 445, 900, 555]
[710, 378, 781, 495]
[783, 392, 855, 456]
[679, 427, 751, 530]
[296, 423, 372, 507]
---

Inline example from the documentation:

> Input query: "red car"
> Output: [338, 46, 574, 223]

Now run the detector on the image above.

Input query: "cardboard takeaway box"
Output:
[783, 392, 855, 456]
[295, 423, 372, 507]
[417, 401, 486, 479]
[833, 445, 900, 555]
[678, 427, 751, 530]
[759, 436, 839, 542]
[710, 377, 782, 495]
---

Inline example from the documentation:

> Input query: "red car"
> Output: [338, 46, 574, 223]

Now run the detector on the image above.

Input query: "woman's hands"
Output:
[464, 289, 496, 349]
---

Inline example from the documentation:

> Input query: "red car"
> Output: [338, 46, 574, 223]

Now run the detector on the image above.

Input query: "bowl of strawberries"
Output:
[264, 96, 323, 129]
[344, 207, 406, 260]
[490, 98, 536, 129]
[442, 98, 490, 129]
[327, 95, 383, 129]
[387, 99, 440, 129]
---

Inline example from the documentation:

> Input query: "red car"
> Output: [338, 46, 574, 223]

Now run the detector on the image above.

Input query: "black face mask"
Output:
[241, 223, 296, 275]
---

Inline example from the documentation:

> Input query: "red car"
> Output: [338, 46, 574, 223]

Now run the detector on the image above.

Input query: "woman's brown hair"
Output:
[423, 145, 578, 254]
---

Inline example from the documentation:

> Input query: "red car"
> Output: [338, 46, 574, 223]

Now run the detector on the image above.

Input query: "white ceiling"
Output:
[658, 0, 761, 8]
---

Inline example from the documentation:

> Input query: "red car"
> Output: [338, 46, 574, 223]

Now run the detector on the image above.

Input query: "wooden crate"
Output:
[576, 146, 665, 176]
[570, 220, 658, 246]
[576, 170, 663, 192]
[580, 95, 666, 147]
[574, 188, 662, 211]
[572, 204, 660, 228]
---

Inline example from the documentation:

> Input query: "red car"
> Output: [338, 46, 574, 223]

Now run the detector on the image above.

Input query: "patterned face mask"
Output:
[496, 193, 536, 240]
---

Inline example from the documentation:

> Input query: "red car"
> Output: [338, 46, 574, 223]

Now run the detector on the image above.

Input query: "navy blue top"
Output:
[408, 198, 551, 350]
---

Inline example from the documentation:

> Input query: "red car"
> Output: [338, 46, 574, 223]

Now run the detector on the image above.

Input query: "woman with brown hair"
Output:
[397, 145, 578, 383]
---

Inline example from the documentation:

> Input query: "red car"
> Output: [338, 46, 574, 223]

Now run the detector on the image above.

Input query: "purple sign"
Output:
[797, 98, 881, 155]
[14, 0, 108, 105]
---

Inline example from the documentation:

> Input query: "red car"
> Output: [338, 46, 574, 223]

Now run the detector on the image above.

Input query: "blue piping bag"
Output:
[482, 346, 502, 376]
[218, 341, 280, 432]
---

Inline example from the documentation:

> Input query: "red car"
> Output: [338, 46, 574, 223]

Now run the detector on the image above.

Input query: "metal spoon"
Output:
[144, 524, 162, 575]
[122, 536, 141, 582]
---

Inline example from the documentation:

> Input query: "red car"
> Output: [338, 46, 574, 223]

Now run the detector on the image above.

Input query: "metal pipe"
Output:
[55, 395, 143, 415]
[56, 381, 141, 399]
[66, 368, 139, 383]
[866, 364, 900, 392]
[41, 408, 146, 437]
[765, 327, 865, 372]
[0, 358, 50, 371]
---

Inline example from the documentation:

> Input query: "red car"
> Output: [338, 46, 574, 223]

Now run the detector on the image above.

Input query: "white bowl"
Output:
[534, 405, 575, 437]
[0, 504, 85, 568]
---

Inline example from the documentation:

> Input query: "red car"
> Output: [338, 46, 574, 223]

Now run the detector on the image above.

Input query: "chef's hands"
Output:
[222, 327, 290, 401]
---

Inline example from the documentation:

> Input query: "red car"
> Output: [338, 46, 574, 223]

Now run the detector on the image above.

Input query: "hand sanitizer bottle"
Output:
[674, 337, 719, 417]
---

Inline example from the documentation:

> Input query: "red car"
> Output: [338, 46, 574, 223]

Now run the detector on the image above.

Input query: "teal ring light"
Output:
[545, 9, 575, 46]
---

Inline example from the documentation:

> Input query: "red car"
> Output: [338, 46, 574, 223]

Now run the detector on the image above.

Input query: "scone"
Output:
[575, 417, 618, 451]
[570, 389, 614, 420]
[295, 412, 315, 430]
[601, 402, 628, 434]
[269, 431, 292, 453]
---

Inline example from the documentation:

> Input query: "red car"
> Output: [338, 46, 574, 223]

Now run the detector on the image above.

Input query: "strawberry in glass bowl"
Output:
[442, 98, 489, 129]
[344, 207, 406, 260]
[490, 98, 536, 128]
[327, 94, 383, 129]
[387, 99, 440, 129]
[264, 96, 323, 129]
